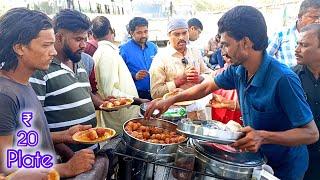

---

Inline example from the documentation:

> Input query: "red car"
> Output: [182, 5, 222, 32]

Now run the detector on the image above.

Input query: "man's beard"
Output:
[63, 44, 82, 63]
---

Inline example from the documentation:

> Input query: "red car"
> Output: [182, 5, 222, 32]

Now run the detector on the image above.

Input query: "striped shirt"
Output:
[266, 23, 298, 67]
[30, 58, 98, 152]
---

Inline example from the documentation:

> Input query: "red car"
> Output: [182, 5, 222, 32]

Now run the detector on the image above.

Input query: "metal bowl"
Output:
[122, 117, 187, 154]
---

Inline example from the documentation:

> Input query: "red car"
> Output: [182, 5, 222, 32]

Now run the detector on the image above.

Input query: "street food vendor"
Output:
[145, 6, 319, 180]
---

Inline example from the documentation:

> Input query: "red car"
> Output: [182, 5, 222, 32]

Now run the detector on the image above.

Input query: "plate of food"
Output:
[72, 127, 116, 144]
[99, 97, 134, 111]
[163, 91, 195, 106]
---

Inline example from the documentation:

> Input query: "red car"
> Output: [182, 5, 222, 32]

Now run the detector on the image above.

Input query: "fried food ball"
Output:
[47, 169, 60, 180]
[170, 137, 178, 143]
[103, 101, 114, 108]
[160, 134, 166, 140]
[150, 134, 156, 139]
[136, 122, 142, 128]
[132, 123, 139, 131]
[142, 132, 150, 139]
[119, 98, 127, 105]
[96, 128, 107, 137]
[87, 129, 98, 140]
[177, 136, 186, 143]
[139, 125, 147, 132]
[136, 134, 144, 140]
[155, 134, 162, 140]
[113, 100, 121, 106]
[127, 121, 134, 127]
[131, 131, 140, 138]
[170, 132, 176, 136]
[151, 139, 159, 143]
[125, 125, 133, 132]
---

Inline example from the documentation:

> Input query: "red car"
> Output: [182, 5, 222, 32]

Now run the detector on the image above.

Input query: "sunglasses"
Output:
[182, 57, 188, 66]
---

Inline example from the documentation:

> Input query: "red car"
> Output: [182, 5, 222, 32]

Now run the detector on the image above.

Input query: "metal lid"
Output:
[191, 139, 266, 167]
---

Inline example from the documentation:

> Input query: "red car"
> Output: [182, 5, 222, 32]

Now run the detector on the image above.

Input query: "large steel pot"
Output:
[122, 117, 187, 154]
[190, 139, 267, 180]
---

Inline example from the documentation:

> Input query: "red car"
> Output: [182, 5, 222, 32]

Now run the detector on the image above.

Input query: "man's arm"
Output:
[90, 91, 104, 110]
[232, 120, 319, 152]
[172, 78, 219, 103]
[145, 79, 220, 119]
[262, 120, 318, 146]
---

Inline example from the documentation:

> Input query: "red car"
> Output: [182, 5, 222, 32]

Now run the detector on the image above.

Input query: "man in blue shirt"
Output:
[120, 17, 158, 100]
[145, 6, 319, 180]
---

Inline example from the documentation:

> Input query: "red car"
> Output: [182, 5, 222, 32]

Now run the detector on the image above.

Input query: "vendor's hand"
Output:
[144, 98, 173, 120]
[133, 97, 150, 105]
[65, 149, 95, 177]
[135, 70, 149, 80]
[64, 124, 92, 144]
[231, 126, 264, 153]
[210, 94, 232, 109]
[186, 66, 200, 83]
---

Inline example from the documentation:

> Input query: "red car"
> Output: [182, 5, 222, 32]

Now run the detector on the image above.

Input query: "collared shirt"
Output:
[85, 39, 98, 57]
[119, 39, 158, 92]
[150, 44, 211, 99]
[93, 40, 139, 133]
[293, 65, 320, 151]
[214, 52, 313, 179]
[267, 23, 299, 67]
[30, 58, 98, 152]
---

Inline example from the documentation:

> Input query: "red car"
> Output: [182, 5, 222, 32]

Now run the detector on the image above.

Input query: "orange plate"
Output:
[72, 127, 116, 144]
[99, 98, 134, 111]
[163, 92, 195, 106]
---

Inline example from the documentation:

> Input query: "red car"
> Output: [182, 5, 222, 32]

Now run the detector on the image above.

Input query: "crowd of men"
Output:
[0, 0, 319, 179]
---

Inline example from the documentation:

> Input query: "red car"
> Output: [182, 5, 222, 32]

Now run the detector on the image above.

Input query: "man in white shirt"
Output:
[150, 18, 212, 119]
[92, 16, 147, 133]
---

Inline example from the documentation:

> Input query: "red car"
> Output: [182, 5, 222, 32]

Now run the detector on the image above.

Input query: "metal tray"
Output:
[177, 119, 244, 144]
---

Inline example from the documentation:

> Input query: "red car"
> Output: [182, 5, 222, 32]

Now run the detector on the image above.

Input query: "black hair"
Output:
[301, 23, 320, 47]
[188, 18, 203, 31]
[0, 8, 52, 71]
[298, 0, 320, 18]
[215, 34, 221, 43]
[91, 16, 111, 39]
[128, 17, 148, 32]
[218, 5, 268, 51]
[52, 9, 91, 33]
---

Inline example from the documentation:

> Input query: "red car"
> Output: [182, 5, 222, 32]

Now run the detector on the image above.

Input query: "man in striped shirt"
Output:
[30, 9, 101, 153]
[267, 0, 320, 67]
